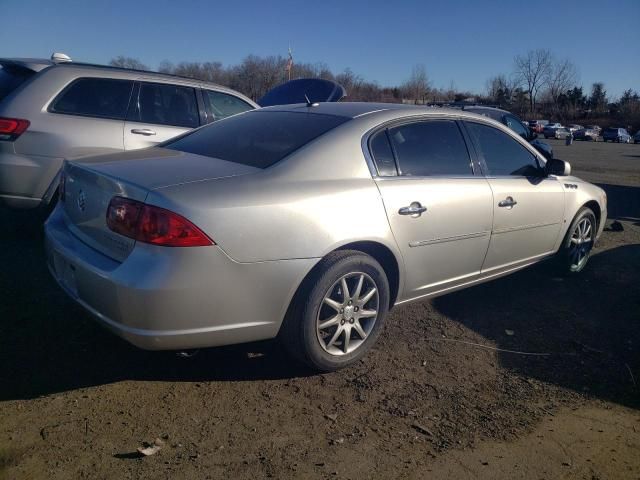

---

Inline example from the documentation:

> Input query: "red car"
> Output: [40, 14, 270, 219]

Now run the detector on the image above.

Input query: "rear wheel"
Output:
[280, 250, 390, 371]
[557, 207, 597, 274]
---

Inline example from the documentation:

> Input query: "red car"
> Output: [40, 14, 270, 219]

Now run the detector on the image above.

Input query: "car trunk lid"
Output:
[62, 162, 148, 262]
[62, 149, 260, 261]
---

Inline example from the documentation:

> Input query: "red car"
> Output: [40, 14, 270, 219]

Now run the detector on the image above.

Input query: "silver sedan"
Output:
[45, 103, 607, 371]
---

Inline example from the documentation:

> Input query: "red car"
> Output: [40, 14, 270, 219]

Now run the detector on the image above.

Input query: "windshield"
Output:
[164, 110, 350, 169]
[0, 65, 35, 103]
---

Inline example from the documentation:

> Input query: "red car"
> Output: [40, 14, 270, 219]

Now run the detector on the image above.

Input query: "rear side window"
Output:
[387, 120, 472, 176]
[164, 111, 349, 169]
[369, 130, 397, 176]
[0, 65, 35, 102]
[132, 83, 199, 128]
[204, 90, 253, 121]
[465, 122, 540, 176]
[51, 78, 133, 120]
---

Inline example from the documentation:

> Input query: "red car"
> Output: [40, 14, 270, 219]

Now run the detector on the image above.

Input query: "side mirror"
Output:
[546, 158, 571, 176]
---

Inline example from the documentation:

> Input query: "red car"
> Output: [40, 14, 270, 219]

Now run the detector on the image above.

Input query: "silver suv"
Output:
[0, 55, 258, 209]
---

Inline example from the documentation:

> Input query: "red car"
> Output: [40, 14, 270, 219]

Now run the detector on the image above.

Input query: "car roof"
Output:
[259, 102, 466, 119]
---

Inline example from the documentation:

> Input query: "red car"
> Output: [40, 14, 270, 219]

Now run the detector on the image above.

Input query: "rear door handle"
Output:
[131, 128, 156, 136]
[399, 202, 427, 217]
[498, 196, 517, 208]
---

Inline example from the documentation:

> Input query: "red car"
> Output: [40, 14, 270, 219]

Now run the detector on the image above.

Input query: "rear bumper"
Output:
[44, 205, 316, 350]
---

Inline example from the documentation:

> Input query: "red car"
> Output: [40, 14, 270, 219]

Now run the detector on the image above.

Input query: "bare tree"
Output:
[485, 74, 516, 106]
[109, 56, 149, 70]
[402, 65, 431, 104]
[513, 49, 553, 113]
[547, 58, 578, 112]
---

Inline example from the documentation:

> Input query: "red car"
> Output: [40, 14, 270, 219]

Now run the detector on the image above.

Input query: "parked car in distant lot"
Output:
[551, 128, 572, 140]
[567, 124, 583, 133]
[634, 130, 640, 144]
[464, 106, 553, 160]
[543, 123, 563, 138]
[585, 125, 601, 134]
[44, 102, 607, 371]
[602, 127, 632, 143]
[0, 54, 345, 209]
[528, 120, 548, 133]
[574, 128, 599, 141]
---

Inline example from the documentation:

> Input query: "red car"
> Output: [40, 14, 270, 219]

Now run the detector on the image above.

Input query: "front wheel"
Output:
[280, 250, 390, 371]
[557, 207, 597, 274]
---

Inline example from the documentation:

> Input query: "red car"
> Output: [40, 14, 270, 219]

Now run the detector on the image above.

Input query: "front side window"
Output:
[387, 120, 472, 176]
[204, 90, 253, 121]
[132, 83, 199, 128]
[164, 111, 349, 169]
[51, 78, 133, 120]
[465, 122, 540, 177]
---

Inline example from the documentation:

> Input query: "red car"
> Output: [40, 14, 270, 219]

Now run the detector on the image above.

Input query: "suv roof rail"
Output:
[53, 61, 225, 87]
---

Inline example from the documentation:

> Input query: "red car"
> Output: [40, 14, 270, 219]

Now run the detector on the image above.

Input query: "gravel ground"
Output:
[1, 139, 639, 479]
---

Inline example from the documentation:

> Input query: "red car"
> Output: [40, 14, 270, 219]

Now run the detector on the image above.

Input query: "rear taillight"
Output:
[0, 117, 30, 141]
[106, 196, 213, 247]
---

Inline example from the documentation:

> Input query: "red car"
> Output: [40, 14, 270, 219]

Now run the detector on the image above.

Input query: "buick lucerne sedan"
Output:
[45, 103, 607, 371]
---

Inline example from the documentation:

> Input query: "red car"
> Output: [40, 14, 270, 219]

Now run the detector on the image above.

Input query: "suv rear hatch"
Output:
[0, 60, 42, 104]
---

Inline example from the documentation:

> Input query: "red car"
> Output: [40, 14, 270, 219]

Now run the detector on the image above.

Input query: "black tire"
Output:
[556, 207, 597, 274]
[280, 250, 390, 371]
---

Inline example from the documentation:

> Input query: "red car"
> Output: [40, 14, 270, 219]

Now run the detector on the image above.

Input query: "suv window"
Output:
[387, 120, 472, 176]
[465, 122, 540, 176]
[0, 65, 35, 102]
[369, 130, 397, 176]
[203, 90, 253, 121]
[132, 83, 199, 128]
[504, 115, 529, 139]
[51, 78, 133, 120]
[164, 111, 349, 169]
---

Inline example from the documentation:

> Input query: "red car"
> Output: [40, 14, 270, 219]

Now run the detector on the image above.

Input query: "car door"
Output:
[124, 81, 201, 150]
[371, 119, 494, 299]
[463, 121, 565, 273]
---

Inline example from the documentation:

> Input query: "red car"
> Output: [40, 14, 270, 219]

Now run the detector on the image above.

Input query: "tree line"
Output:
[110, 51, 639, 130]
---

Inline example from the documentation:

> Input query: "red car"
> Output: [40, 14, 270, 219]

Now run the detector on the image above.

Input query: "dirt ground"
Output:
[1, 139, 639, 479]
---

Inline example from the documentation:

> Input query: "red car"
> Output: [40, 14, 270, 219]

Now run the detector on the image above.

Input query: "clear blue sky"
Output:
[2, 0, 638, 98]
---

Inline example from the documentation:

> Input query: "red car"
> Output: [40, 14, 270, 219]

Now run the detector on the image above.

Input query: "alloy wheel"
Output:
[316, 272, 379, 356]
[569, 217, 594, 270]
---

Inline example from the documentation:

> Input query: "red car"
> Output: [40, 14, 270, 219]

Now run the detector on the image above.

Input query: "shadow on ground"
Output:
[597, 183, 640, 220]
[1, 207, 638, 409]
[432, 243, 640, 409]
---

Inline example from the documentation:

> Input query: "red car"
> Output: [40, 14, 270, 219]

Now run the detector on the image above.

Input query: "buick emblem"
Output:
[77, 190, 87, 212]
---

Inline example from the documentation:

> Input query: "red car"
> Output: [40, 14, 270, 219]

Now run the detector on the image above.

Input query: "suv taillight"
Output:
[106, 196, 213, 247]
[0, 117, 30, 141]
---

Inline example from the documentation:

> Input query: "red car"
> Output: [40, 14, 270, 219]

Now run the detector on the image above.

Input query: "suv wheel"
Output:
[281, 250, 390, 371]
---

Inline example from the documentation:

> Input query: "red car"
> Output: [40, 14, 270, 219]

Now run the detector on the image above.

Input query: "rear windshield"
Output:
[605, 128, 618, 133]
[0, 65, 35, 102]
[164, 110, 350, 169]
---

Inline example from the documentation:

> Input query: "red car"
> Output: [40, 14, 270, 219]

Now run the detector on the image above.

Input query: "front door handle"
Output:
[399, 202, 427, 217]
[498, 196, 518, 208]
[131, 128, 156, 136]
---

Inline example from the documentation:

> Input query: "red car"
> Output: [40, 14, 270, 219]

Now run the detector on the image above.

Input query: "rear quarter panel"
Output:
[144, 121, 404, 265]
